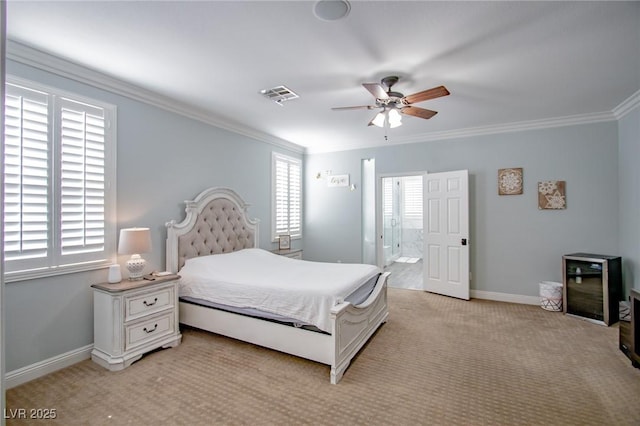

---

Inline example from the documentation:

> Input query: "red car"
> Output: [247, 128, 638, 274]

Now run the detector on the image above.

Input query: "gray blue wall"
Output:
[4, 59, 301, 371]
[619, 106, 640, 294]
[4, 56, 638, 374]
[304, 122, 623, 297]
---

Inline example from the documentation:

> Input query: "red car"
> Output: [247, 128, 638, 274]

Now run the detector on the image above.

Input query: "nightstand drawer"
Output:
[125, 285, 173, 321]
[125, 313, 175, 351]
[271, 249, 302, 259]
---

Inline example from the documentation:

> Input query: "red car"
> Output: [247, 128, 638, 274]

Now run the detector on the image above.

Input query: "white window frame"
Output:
[271, 152, 302, 242]
[3, 76, 117, 282]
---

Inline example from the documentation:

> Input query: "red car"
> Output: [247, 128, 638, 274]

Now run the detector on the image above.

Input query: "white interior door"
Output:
[423, 170, 470, 300]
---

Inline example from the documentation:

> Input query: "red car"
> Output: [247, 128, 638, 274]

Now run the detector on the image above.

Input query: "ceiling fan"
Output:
[332, 76, 450, 128]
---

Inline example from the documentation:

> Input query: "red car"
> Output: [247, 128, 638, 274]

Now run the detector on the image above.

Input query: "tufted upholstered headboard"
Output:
[165, 187, 259, 273]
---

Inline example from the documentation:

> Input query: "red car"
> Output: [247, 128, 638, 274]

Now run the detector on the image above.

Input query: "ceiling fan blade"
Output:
[401, 106, 438, 120]
[403, 85, 450, 104]
[331, 105, 376, 111]
[363, 83, 389, 99]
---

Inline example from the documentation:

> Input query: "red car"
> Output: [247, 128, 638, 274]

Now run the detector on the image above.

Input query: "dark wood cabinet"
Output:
[620, 289, 640, 368]
[630, 289, 640, 367]
[562, 253, 622, 326]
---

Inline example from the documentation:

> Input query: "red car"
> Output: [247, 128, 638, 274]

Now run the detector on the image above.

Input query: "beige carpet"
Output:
[7, 288, 640, 425]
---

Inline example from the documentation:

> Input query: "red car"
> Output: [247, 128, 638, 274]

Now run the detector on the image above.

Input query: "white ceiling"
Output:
[6, 1, 640, 153]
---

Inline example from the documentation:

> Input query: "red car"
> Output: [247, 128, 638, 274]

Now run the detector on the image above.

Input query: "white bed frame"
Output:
[166, 187, 389, 384]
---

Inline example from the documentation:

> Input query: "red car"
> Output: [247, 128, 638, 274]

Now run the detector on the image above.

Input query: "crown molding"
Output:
[8, 40, 634, 157]
[613, 89, 640, 119]
[306, 111, 618, 154]
[398, 111, 617, 145]
[6, 40, 304, 154]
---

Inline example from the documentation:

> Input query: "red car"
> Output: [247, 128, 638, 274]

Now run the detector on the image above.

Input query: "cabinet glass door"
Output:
[565, 259, 605, 322]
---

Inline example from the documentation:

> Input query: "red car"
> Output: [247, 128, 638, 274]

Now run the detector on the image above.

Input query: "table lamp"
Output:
[118, 227, 152, 280]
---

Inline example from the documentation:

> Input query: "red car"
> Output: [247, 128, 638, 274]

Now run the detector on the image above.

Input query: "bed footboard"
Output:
[179, 271, 388, 384]
[329, 271, 390, 384]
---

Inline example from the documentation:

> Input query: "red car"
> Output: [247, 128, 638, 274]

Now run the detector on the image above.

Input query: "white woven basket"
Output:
[539, 281, 563, 311]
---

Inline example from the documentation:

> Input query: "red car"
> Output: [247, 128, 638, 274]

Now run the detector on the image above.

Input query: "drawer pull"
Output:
[143, 324, 158, 334]
[143, 297, 158, 307]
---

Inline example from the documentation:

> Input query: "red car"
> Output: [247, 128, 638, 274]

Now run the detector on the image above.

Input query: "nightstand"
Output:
[91, 275, 182, 371]
[271, 248, 303, 259]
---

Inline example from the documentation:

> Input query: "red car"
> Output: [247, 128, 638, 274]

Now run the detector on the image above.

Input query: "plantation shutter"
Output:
[4, 79, 116, 280]
[59, 98, 107, 259]
[3, 85, 50, 269]
[288, 160, 301, 237]
[273, 153, 302, 239]
[403, 176, 423, 221]
[274, 158, 289, 236]
[383, 178, 393, 218]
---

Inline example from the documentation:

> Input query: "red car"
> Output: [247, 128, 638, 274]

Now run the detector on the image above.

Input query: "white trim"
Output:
[306, 111, 618, 153]
[1, 2, 7, 421]
[401, 111, 616, 144]
[6, 40, 304, 155]
[5, 344, 93, 389]
[9, 40, 634, 156]
[471, 289, 541, 306]
[4, 261, 114, 284]
[613, 89, 640, 119]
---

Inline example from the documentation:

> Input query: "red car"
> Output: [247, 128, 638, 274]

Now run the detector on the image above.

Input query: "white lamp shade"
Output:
[118, 228, 152, 255]
[388, 109, 402, 128]
[371, 111, 386, 128]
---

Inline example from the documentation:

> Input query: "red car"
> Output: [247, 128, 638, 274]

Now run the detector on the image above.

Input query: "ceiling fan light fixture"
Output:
[371, 111, 386, 128]
[332, 76, 447, 128]
[388, 108, 402, 128]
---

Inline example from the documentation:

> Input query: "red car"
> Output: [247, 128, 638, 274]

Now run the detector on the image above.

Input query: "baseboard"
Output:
[472, 290, 541, 306]
[5, 344, 93, 389]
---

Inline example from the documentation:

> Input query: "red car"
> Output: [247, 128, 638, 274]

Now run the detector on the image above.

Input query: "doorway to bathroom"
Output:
[381, 175, 424, 290]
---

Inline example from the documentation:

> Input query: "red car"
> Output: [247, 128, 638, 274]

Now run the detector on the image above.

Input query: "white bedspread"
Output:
[178, 248, 381, 333]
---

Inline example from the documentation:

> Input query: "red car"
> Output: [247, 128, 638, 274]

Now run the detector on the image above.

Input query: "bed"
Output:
[165, 187, 389, 384]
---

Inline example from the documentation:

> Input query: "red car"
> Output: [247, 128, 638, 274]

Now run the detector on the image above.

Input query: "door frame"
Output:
[376, 171, 428, 271]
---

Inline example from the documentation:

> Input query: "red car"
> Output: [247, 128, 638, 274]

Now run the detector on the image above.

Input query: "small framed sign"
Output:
[278, 234, 291, 250]
[327, 174, 349, 187]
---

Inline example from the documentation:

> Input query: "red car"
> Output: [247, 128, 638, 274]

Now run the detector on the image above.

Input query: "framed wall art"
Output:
[278, 234, 291, 250]
[327, 174, 349, 187]
[498, 168, 523, 195]
[538, 180, 566, 209]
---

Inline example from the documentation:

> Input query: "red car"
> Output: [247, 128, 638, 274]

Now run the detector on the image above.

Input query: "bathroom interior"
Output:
[382, 175, 424, 290]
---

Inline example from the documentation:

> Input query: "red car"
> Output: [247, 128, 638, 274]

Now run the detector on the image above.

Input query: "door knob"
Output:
[461, 238, 467, 246]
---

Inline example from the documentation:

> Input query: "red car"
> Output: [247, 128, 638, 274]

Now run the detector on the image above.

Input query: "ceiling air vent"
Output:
[260, 85, 299, 106]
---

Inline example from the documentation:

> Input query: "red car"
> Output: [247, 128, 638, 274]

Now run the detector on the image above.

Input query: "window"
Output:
[383, 176, 423, 221]
[272, 152, 301, 241]
[3, 78, 117, 281]
[402, 176, 423, 221]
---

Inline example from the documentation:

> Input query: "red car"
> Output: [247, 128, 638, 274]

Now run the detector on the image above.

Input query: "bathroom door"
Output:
[423, 170, 470, 300]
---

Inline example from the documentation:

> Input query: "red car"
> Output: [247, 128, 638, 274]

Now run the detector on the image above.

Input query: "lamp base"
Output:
[126, 254, 146, 280]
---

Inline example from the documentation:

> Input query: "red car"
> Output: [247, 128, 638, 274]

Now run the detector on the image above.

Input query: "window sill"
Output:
[4, 260, 114, 283]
